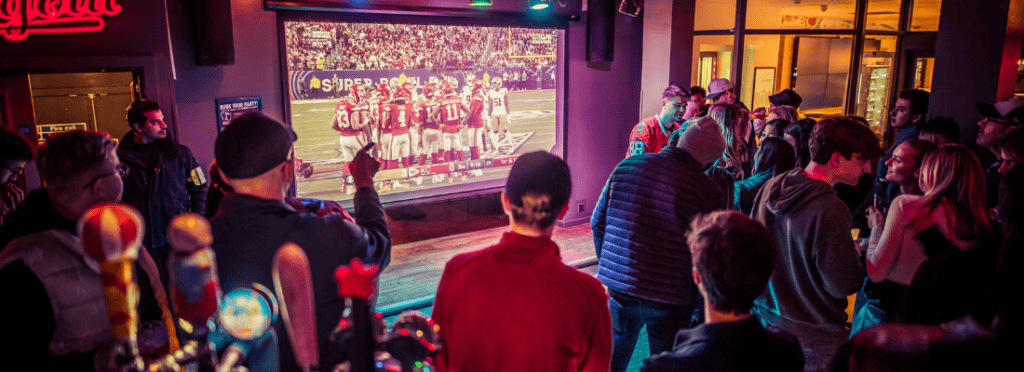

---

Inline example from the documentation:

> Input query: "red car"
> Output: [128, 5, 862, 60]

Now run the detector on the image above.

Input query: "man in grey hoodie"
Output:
[750, 117, 883, 372]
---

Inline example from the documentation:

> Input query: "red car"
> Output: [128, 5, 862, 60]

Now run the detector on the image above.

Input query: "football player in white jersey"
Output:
[487, 77, 513, 155]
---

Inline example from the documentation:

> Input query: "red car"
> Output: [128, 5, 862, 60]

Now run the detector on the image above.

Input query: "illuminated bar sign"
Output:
[0, 0, 123, 42]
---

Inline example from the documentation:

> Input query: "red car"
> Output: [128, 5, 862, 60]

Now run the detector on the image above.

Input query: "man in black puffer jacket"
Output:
[118, 100, 208, 276]
[592, 116, 727, 372]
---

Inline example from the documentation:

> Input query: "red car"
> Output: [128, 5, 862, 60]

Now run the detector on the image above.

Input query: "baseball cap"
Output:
[977, 97, 1024, 126]
[215, 113, 297, 179]
[505, 151, 571, 210]
[707, 79, 733, 101]
[769, 89, 803, 109]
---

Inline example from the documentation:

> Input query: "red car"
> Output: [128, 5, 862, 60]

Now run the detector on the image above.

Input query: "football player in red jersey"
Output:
[331, 83, 369, 194]
[405, 82, 424, 167]
[431, 80, 469, 164]
[465, 79, 488, 162]
[419, 83, 443, 166]
[374, 83, 394, 169]
[385, 86, 415, 170]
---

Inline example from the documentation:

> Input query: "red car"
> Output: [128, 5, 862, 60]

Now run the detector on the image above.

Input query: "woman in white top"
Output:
[864, 144, 992, 284]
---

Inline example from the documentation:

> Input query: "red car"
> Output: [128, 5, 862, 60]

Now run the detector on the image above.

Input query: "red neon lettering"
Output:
[1, 0, 122, 42]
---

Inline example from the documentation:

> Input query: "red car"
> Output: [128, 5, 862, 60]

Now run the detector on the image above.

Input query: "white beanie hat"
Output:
[677, 116, 727, 167]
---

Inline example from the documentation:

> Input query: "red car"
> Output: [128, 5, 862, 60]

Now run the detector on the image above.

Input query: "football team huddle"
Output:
[331, 75, 515, 191]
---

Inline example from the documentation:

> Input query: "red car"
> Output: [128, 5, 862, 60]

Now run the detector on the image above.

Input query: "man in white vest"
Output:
[0, 130, 177, 371]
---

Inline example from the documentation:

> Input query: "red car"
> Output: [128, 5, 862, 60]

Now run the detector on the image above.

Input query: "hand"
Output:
[866, 205, 885, 231]
[0, 183, 25, 226]
[753, 107, 767, 120]
[682, 100, 700, 120]
[348, 144, 380, 189]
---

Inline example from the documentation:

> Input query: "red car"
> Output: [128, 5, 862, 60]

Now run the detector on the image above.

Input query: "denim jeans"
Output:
[608, 290, 695, 372]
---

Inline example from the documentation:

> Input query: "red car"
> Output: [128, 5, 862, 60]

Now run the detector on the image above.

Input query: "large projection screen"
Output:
[283, 19, 562, 204]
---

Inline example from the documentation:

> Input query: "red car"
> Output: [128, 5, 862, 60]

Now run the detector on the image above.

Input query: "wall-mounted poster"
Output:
[216, 97, 263, 132]
[751, 67, 776, 110]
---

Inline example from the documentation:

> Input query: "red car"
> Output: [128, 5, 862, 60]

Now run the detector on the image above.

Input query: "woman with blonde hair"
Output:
[855, 144, 992, 331]
[708, 103, 749, 179]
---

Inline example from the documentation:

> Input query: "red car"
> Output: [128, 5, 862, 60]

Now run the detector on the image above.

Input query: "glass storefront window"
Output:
[913, 57, 935, 91]
[740, 35, 785, 110]
[911, 0, 941, 31]
[695, 0, 736, 31]
[746, 0, 856, 30]
[854, 35, 898, 137]
[691, 35, 735, 93]
[866, 0, 902, 31]
[791, 35, 853, 118]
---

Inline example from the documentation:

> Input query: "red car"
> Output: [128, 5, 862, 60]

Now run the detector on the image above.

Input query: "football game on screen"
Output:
[285, 20, 560, 202]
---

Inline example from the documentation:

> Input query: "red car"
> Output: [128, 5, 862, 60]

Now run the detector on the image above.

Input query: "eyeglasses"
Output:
[83, 164, 129, 189]
[1, 163, 23, 184]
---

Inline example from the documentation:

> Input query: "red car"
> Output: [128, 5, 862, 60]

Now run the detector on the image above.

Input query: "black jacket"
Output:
[642, 316, 804, 372]
[117, 131, 207, 253]
[211, 188, 390, 372]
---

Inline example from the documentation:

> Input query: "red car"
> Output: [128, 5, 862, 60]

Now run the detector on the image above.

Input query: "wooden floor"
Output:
[377, 222, 598, 310]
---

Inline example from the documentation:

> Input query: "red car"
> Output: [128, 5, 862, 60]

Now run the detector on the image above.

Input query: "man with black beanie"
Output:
[210, 112, 390, 371]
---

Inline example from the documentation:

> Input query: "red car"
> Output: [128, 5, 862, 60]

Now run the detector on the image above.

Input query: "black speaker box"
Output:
[587, 0, 615, 62]
[192, 0, 235, 66]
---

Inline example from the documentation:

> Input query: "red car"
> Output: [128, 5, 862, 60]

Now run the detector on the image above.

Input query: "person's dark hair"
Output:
[36, 130, 115, 187]
[761, 119, 790, 138]
[752, 137, 796, 176]
[918, 117, 962, 144]
[505, 152, 571, 230]
[126, 100, 161, 131]
[901, 138, 940, 168]
[663, 84, 688, 100]
[899, 89, 931, 118]
[994, 126, 1024, 161]
[0, 128, 33, 163]
[808, 117, 884, 165]
[688, 210, 778, 314]
[783, 121, 811, 167]
[690, 86, 707, 98]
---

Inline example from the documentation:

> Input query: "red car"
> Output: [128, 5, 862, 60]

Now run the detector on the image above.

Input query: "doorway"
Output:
[30, 72, 138, 144]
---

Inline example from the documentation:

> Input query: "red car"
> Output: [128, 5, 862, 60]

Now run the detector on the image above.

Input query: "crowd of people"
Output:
[0, 77, 1020, 372]
[285, 21, 556, 72]
[610, 80, 1021, 371]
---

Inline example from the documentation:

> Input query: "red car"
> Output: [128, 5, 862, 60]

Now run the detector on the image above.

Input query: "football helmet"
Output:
[349, 84, 364, 101]
[423, 83, 435, 98]
[490, 77, 502, 89]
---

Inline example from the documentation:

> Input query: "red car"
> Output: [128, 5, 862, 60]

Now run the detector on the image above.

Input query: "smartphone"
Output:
[873, 194, 887, 215]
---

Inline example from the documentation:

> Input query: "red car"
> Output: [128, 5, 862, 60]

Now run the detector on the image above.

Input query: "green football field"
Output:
[290, 89, 557, 201]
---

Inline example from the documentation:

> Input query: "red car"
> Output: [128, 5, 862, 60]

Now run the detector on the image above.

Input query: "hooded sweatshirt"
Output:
[751, 168, 865, 339]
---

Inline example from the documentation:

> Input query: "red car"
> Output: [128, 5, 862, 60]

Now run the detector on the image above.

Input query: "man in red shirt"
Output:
[433, 151, 612, 372]
[626, 85, 689, 158]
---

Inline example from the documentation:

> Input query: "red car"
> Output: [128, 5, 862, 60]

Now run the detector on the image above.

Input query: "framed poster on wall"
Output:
[751, 67, 776, 110]
[216, 97, 263, 132]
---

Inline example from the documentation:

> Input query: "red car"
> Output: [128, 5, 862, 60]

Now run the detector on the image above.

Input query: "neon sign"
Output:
[1, 0, 122, 42]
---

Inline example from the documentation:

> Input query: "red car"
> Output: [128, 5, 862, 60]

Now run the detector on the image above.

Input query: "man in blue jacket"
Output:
[592, 116, 727, 372]
[118, 100, 207, 273]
